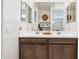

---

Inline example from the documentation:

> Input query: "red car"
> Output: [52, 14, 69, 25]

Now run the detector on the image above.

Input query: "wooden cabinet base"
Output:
[19, 38, 77, 59]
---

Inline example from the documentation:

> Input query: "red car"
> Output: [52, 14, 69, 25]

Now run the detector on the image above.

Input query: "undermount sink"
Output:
[42, 32, 53, 35]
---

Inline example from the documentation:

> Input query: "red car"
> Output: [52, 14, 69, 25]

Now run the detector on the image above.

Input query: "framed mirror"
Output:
[21, 1, 32, 23]
[28, 6, 32, 23]
[67, 2, 76, 23]
[20, 0, 76, 32]
[21, 2, 27, 22]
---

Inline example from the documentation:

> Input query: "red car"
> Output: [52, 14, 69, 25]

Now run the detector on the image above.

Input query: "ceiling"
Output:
[35, 2, 75, 10]
[35, 2, 64, 10]
[35, 2, 53, 10]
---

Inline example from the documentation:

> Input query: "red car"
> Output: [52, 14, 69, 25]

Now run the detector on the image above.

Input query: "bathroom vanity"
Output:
[19, 37, 77, 59]
[20, 0, 77, 59]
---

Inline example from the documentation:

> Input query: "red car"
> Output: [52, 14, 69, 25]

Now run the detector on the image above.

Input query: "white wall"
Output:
[20, 0, 34, 32]
[2, 0, 20, 59]
[65, 0, 75, 8]
[64, 0, 77, 32]
[66, 22, 77, 32]
[24, 0, 34, 9]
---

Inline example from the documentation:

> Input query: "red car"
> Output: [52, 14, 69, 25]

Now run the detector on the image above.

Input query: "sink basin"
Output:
[42, 32, 53, 35]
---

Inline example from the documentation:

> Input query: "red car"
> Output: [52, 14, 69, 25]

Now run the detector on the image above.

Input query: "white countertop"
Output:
[19, 31, 78, 38]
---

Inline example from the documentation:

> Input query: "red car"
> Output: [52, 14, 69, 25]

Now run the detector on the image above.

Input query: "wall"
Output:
[65, 0, 75, 8]
[65, 22, 78, 32]
[24, 0, 34, 9]
[64, 0, 77, 32]
[20, 0, 34, 32]
[2, 0, 20, 58]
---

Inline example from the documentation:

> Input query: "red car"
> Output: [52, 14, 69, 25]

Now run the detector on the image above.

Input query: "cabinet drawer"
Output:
[20, 39, 47, 44]
[62, 38, 77, 44]
[48, 38, 77, 45]
[48, 39, 62, 44]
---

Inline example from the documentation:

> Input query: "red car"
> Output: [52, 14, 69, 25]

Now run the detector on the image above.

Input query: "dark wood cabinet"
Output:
[21, 44, 33, 59]
[19, 38, 77, 59]
[62, 39, 77, 59]
[63, 45, 77, 59]
[34, 45, 47, 59]
[49, 45, 63, 59]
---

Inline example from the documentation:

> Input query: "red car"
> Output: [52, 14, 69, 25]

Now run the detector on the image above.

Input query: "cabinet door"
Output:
[63, 45, 77, 59]
[49, 45, 63, 59]
[20, 44, 33, 59]
[34, 45, 47, 59]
